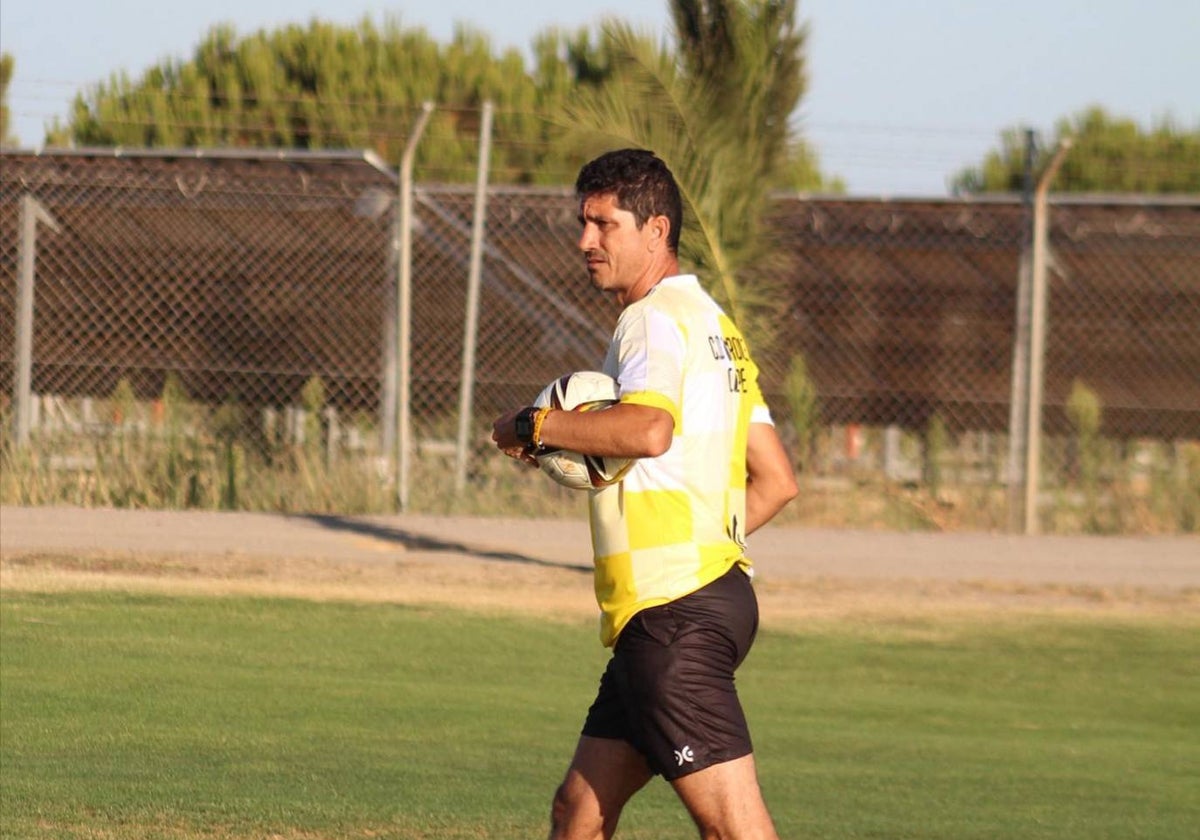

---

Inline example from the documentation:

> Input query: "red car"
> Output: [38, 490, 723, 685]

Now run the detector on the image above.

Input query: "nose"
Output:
[578, 223, 597, 252]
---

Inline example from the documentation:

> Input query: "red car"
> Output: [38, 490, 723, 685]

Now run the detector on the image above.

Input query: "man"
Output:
[492, 148, 798, 840]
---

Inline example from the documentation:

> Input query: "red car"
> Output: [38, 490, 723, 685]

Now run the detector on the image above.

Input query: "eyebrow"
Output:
[578, 210, 612, 226]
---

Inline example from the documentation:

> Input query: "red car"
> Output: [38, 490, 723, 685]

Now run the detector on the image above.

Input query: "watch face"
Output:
[515, 409, 534, 443]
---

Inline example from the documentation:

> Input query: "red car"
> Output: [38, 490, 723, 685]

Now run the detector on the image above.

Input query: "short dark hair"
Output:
[575, 149, 683, 252]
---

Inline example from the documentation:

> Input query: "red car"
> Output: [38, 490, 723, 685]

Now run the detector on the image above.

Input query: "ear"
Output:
[647, 215, 671, 251]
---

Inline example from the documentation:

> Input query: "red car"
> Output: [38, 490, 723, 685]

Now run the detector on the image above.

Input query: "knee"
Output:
[549, 780, 572, 829]
[549, 778, 617, 840]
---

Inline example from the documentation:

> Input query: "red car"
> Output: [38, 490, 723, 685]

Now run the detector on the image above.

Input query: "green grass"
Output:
[2, 592, 1198, 839]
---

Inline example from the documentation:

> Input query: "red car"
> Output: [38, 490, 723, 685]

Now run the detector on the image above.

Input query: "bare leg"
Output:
[670, 753, 779, 840]
[549, 735, 653, 840]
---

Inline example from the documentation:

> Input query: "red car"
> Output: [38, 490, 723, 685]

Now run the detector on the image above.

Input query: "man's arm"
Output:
[744, 422, 799, 535]
[493, 403, 673, 461]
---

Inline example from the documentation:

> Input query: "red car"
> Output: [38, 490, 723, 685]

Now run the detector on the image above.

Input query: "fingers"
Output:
[492, 408, 520, 448]
[492, 409, 536, 467]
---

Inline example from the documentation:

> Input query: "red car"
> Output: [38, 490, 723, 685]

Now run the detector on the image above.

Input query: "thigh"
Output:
[551, 736, 652, 839]
[670, 752, 779, 838]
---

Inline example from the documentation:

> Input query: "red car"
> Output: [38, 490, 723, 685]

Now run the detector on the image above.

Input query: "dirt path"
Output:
[3, 506, 1197, 628]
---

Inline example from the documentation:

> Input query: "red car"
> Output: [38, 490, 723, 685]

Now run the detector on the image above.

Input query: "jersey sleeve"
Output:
[610, 304, 685, 429]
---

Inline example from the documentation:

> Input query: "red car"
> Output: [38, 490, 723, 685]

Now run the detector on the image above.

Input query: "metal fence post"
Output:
[1023, 138, 1073, 535]
[13, 195, 60, 448]
[380, 214, 399, 478]
[455, 101, 494, 493]
[396, 102, 435, 512]
[1006, 129, 1037, 532]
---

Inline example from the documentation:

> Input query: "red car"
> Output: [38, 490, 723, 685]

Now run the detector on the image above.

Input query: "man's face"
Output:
[577, 192, 657, 303]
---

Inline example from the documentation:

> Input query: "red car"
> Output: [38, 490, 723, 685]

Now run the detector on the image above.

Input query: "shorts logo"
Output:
[674, 745, 695, 766]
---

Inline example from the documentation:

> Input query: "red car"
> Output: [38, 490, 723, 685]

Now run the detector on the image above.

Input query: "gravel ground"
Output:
[3, 506, 1197, 627]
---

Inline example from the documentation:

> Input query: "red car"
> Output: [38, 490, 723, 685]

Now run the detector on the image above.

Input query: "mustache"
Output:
[584, 250, 608, 262]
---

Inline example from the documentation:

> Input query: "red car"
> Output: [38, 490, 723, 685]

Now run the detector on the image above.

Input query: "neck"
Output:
[618, 255, 679, 307]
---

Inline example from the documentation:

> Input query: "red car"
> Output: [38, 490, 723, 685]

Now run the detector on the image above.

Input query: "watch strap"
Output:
[531, 407, 552, 450]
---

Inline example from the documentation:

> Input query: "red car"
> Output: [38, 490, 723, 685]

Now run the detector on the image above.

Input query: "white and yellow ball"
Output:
[532, 371, 634, 491]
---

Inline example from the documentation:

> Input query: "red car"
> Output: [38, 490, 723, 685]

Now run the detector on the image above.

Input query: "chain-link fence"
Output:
[2, 149, 1198, 532]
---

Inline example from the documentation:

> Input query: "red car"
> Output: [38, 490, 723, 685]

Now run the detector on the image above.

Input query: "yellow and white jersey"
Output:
[589, 274, 774, 646]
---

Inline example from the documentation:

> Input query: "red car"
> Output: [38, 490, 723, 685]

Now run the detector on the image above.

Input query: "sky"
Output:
[2, 0, 1198, 196]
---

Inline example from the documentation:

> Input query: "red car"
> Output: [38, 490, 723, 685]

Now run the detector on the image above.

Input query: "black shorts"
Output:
[580, 564, 760, 780]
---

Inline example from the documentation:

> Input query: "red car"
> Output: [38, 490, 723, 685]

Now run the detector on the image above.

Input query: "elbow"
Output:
[610, 404, 673, 458]
[639, 419, 673, 458]
[782, 471, 800, 503]
[758, 467, 799, 509]
[781, 480, 800, 509]
[767, 474, 799, 511]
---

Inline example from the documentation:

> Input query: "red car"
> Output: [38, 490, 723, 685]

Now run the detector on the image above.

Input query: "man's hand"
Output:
[492, 408, 538, 465]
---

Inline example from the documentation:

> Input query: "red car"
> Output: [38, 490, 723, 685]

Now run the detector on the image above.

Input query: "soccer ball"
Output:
[532, 371, 635, 491]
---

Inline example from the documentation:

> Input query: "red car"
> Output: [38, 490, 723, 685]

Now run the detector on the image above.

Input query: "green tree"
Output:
[954, 106, 1200, 194]
[671, 0, 825, 193]
[783, 352, 820, 471]
[46, 17, 616, 183]
[564, 0, 823, 341]
[1, 52, 15, 146]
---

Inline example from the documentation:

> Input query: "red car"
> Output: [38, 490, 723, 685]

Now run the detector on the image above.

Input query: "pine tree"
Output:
[954, 106, 1200, 194]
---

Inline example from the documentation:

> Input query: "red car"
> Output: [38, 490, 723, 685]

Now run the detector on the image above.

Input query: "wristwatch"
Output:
[514, 406, 538, 446]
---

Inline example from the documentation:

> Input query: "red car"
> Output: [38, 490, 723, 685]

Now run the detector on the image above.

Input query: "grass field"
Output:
[2, 586, 1197, 839]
